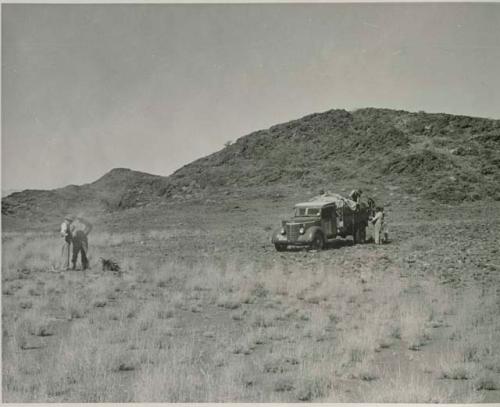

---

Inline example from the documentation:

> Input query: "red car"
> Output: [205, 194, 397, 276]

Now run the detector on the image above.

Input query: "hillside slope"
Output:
[3, 108, 500, 223]
[168, 108, 500, 202]
[1, 168, 169, 223]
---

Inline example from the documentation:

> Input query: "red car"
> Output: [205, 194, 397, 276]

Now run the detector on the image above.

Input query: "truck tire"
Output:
[353, 227, 362, 244]
[274, 244, 287, 252]
[311, 233, 324, 250]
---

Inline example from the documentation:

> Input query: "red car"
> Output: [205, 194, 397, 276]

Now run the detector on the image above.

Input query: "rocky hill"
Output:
[3, 108, 500, 223]
[1, 168, 170, 223]
[168, 108, 500, 203]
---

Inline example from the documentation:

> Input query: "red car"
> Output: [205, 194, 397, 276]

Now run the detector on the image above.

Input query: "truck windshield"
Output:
[295, 207, 320, 217]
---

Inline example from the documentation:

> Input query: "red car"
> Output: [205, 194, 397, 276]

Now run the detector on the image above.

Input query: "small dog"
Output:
[100, 257, 121, 275]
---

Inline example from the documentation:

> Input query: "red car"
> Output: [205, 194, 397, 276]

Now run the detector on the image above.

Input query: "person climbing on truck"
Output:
[349, 189, 362, 204]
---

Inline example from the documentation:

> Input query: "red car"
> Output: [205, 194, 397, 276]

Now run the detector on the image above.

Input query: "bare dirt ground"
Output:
[2, 189, 500, 402]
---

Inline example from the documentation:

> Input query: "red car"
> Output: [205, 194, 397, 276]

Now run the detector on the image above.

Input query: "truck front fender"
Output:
[303, 226, 323, 243]
[271, 228, 287, 244]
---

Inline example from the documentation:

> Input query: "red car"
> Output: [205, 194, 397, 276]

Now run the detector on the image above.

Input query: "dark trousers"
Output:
[72, 237, 89, 269]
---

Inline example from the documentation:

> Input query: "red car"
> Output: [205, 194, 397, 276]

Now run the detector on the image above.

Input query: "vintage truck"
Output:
[271, 193, 374, 251]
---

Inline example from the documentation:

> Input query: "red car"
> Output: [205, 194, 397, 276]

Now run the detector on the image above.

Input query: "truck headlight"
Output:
[299, 226, 305, 234]
[280, 227, 286, 235]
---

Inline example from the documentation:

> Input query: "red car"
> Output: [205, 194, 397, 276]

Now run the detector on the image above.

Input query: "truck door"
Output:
[321, 206, 336, 238]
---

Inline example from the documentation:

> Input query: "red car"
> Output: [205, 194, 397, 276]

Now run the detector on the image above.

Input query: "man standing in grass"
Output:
[60, 214, 74, 270]
[71, 216, 93, 270]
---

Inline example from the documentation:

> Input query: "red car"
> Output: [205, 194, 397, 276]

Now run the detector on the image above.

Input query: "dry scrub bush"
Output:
[420, 279, 456, 319]
[134, 300, 163, 332]
[185, 261, 223, 293]
[15, 309, 54, 339]
[154, 260, 183, 287]
[474, 374, 499, 391]
[446, 285, 499, 372]
[439, 359, 477, 381]
[133, 332, 251, 401]
[302, 311, 331, 341]
[290, 342, 339, 401]
[231, 334, 258, 355]
[197, 260, 274, 307]
[429, 343, 480, 381]
[399, 299, 432, 351]
[360, 367, 482, 403]
[61, 292, 89, 320]
[2, 344, 46, 401]
[49, 321, 133, 401]
[4, 313, 103, 401]
[332, 269, 401, 375]
[295, 370, 334, 401]
[55, 314, 169, 399]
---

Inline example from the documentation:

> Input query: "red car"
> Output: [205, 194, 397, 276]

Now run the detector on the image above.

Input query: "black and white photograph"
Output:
[2, 2, 500, 403]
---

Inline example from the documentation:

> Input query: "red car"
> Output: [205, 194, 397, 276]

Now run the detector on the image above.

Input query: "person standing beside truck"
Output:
[371, 206, 385, 244]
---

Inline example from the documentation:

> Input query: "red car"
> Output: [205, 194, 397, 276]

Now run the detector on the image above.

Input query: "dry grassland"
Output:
[2, 201, 500, 402]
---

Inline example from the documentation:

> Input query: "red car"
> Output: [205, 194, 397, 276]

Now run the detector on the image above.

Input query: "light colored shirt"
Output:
[60, 221, 71, 238]
[372, 211, 384, 224]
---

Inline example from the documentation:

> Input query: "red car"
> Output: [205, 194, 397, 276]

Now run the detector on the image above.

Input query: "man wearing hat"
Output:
[60, 214, 74, 270]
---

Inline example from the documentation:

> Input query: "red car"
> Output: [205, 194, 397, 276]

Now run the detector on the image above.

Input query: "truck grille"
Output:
[286, 224, 300, 242]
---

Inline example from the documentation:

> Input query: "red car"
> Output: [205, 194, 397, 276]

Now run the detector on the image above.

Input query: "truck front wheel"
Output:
[275, 244, 287, 252]
[311, 233, 325, 250]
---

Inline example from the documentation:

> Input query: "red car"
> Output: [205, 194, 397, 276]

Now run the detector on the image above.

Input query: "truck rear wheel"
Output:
[360, 227, 366, 243]
[352, 228, 357, 244]
[353, 227, 361, 244]
[275, 244, 287, 252]
[311, 233, 324, 250]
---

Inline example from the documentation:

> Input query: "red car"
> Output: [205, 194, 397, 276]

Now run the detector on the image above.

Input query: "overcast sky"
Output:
[2, 3, 500, 191]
